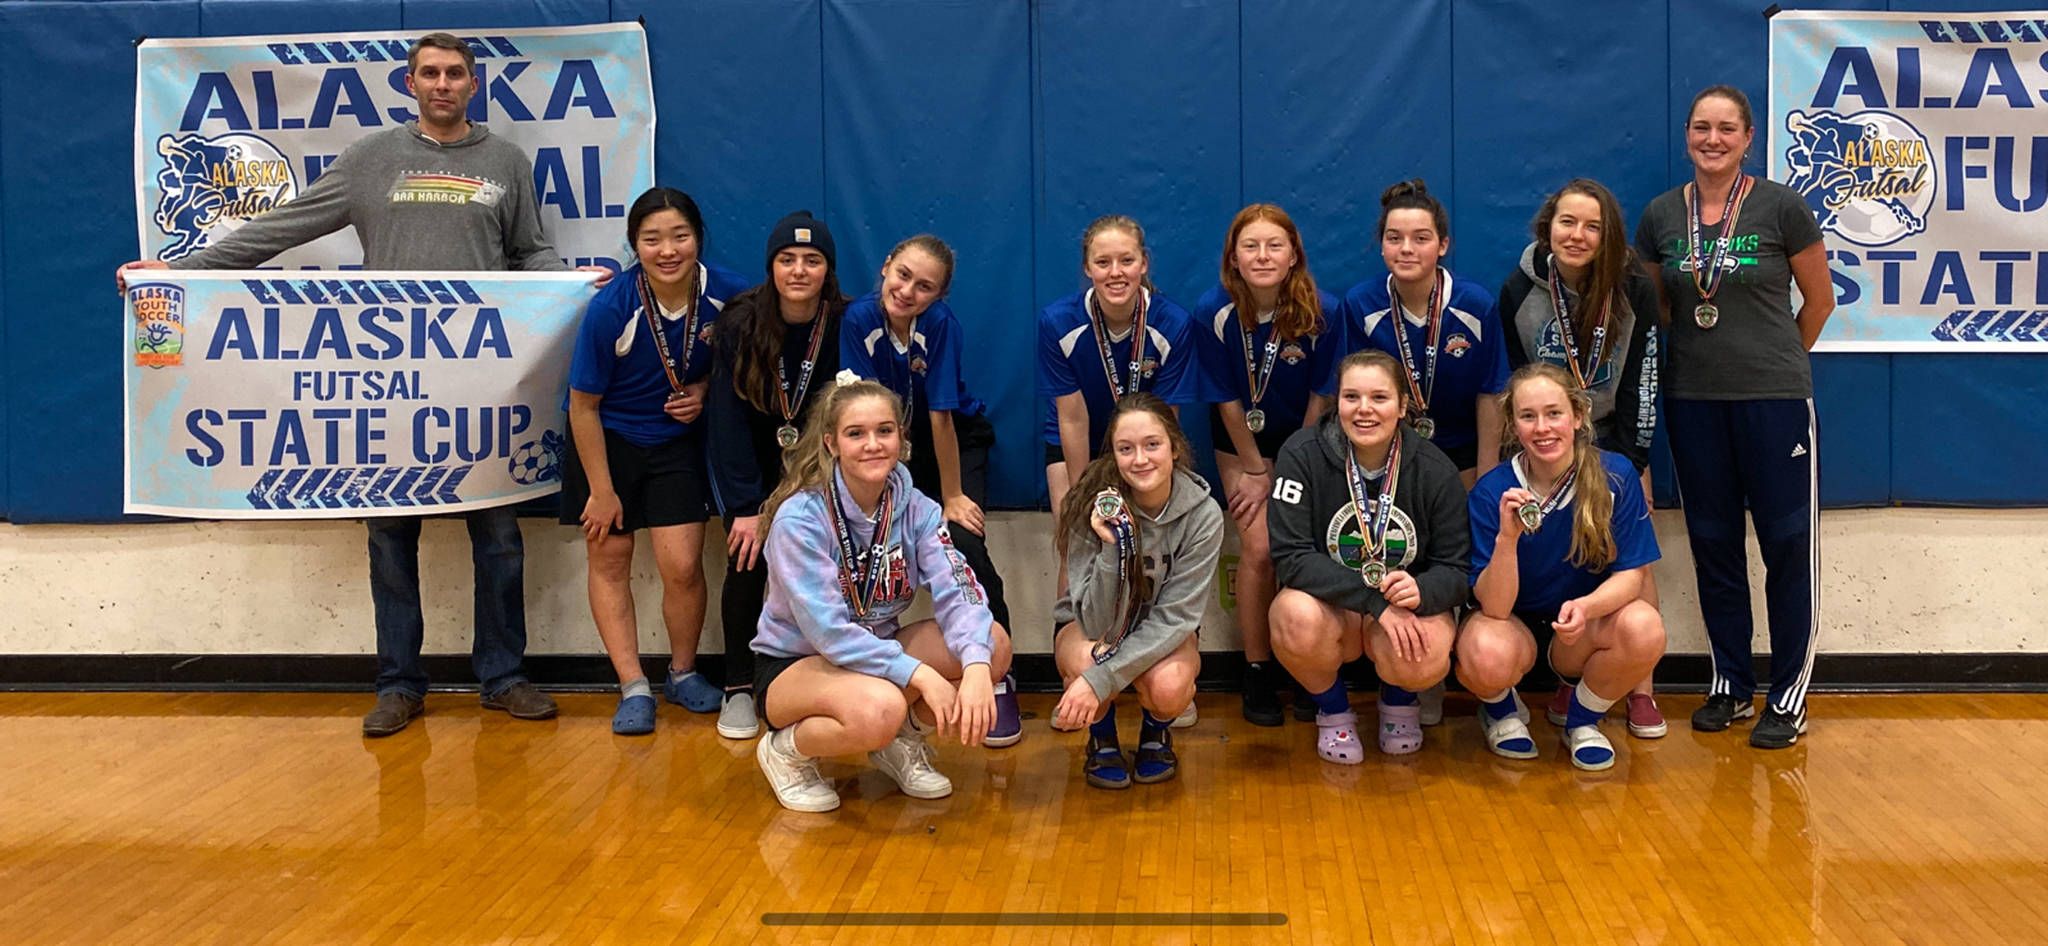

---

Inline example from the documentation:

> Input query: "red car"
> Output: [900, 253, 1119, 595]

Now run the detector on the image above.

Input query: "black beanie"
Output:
[764, 210, 836, 276]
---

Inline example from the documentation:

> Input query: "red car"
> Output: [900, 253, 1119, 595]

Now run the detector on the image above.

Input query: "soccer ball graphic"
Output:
[508, 430, 564, 485]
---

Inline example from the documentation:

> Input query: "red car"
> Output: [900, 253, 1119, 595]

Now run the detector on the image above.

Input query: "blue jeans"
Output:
[367, 507, 529, 699]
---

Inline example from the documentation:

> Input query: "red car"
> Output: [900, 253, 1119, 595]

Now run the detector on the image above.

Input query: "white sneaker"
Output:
[756, 728, 839, 812]
[868, 723, 953, 799]
[1171, 701, 1198, 729]
[717, 691, 760, 739]
[1418, 682, 1445, 726]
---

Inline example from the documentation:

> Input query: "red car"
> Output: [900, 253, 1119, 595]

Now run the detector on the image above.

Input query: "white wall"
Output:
[1, 508, 2042, 656]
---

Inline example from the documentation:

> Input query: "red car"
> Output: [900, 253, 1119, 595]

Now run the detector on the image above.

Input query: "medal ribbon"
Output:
[1546, 255, 1609, 390]
[1239, 311, 1282, 412]
[826, 472, 897, 619]
[1387, 271, 1443, 416]
[1089, 290, 1149, 399]
[637, 265, 701, 395]
[1686, 174, 1751, 305]
[1090, 492, 1145, 665]
[1342, 433, 1403, 586]
[776, 299, 829, 429]
[1526, 456, 1580, 523]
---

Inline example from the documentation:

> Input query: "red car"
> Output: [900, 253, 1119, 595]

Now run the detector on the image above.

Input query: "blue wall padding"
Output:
[1450, 0, 1670, 289]
[1239, 0, 1452, 315]
[612, 0, 825, 281]
[0, 0, 2041, 522]
[0, 1, 203, 524]
[1890, 355, 2048, 506]
[1812, 354, 1890, 507]
[821, 0, 1039, 506]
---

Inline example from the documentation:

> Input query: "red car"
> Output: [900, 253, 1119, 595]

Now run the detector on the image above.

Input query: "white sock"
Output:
[773, 726, 806, 759]
[1575, 681, 1618, 715]
[620, 677, 652, 701]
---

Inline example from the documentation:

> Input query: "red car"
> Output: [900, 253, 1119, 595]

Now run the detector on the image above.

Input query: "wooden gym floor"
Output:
[2, 691, 2045, 945]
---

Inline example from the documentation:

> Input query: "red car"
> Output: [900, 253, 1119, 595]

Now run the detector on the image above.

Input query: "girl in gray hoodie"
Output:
[1051, 394, 1226, 788]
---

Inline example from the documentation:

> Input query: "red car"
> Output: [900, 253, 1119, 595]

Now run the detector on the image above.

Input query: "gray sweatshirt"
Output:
[171, 121, 565, 272]
[1054, 469, 1226, 701]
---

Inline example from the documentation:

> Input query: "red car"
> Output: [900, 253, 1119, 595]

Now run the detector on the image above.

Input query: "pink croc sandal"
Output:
[1314, 710, 1364, 765]
[1377, 701, 1424, 755]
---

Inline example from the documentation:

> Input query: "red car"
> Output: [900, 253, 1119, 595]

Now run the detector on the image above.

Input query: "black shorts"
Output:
[1208, 404, 1293, 461]
[1044, 442, 1069, 466]
[1434, 439, 1478, 472]
[752, 652, 807, 728]
[557, 427, 710, 532]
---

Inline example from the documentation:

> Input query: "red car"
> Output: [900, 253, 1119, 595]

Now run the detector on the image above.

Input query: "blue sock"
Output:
[1483, 689, 1521, 721]
[1089, 701, 1119, 742]
[1379, 685, 1417, 707]
[1567, 683, 1616, 730]
[1313, 680, 1350, 716]
[1140, 710, 1172, 735]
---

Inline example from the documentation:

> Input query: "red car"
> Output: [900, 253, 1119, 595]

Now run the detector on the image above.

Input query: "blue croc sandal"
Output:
[612, 694, 657, 735]
[664, 669, 721, 713]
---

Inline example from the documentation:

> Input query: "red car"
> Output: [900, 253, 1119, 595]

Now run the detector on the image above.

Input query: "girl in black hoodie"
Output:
[1267, 351, 1471, 762]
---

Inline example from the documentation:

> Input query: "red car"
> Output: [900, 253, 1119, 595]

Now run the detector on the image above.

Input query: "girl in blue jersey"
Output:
[1192, 204, 1343, 727]
[1342, 179, 1509, 488]
[750, 376, 1010, 813]
[561, 187, 750, 735]
[840, 234, 1020, 746]
[1496, 178, 1668, 739]
[1038, 215, 1203, 542]
[1459, 363, 1667, 771]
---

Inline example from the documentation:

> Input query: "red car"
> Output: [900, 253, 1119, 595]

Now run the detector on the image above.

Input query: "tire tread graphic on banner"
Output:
[1932, 310, 2048, 343]
[246, 465, 474, 510]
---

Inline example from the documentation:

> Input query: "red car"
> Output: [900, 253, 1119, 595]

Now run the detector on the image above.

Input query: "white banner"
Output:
[135, 23, 652, 271]
[124, 271, 593, 518]
[1770, 11, 2048, 350]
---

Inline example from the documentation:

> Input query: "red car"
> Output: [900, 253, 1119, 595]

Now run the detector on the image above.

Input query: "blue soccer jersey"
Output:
[1193, 284, 1343, 431]
[1468, 449, 1660, 615]
[841, 293, 987, 418]
[1342, 267, 1510, 452]
[1037, 287, 1201, 451]
[566, 260, 750, 447]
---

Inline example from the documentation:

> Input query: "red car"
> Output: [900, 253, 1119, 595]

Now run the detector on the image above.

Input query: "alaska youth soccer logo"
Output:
[151, 132, 298, 261]
[1324, 501, 1419, 571]
[1783, 109, 1935, 247]
[508, 430, 566, 485]
[130, 283, 185, 368]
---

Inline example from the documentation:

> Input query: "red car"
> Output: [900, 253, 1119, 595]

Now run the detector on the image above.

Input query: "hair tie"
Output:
[834, 369, 861, 388]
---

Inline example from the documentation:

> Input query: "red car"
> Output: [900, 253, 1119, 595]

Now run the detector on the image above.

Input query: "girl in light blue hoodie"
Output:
[750, 375, 1013, 813]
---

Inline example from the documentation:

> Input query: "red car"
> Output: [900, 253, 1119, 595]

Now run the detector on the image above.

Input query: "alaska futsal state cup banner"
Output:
[134, 23, 653, 270]
[123, 272, 593, 518]
[1770, 11, 2048, 351]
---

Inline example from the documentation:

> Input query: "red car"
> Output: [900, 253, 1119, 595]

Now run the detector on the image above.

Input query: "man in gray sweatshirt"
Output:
[117, 33, 612, 736]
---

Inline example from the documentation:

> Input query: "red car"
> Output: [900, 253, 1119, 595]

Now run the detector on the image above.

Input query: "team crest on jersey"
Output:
[129, 283, 186, 368]
[1324, 501, 1419, 571]
[910, 355, 929, 375]
[1784, 109, 1934, 247]
[149, 132, 298, 261]
[1443, 334, 1472, 358]
[1280, 342, 1306, 365]
[1140, 357, 1159, 378]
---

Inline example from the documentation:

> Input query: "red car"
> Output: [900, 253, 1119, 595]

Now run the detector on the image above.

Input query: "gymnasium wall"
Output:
[3, 0, 2045, 525]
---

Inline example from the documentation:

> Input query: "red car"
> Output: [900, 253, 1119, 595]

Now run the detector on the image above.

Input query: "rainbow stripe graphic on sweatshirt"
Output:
[388, 172, 506, 207]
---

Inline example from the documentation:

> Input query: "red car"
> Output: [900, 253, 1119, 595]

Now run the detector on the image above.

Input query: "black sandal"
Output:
[1084, 735, 1130, 789]
[1133, 726, 1178, 784]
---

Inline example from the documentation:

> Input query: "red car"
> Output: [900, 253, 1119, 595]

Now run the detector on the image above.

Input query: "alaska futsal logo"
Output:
[130, 283, 185, 368]
[151, 133, 297, 261]
[1324, 501, 1418, 571]
[1783, 109, 1935, 247]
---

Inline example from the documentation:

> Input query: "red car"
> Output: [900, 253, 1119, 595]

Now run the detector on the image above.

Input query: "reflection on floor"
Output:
[2, 691, 2045, 945]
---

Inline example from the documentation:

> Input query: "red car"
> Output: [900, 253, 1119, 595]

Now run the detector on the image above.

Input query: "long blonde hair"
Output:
[759, 379, 905, 527]
[1499, 363, 1616, 570]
